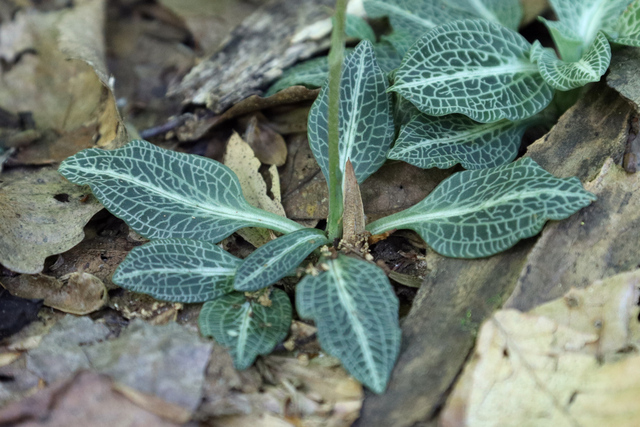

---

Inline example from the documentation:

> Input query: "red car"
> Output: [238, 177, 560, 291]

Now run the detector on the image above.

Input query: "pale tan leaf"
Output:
[224, 132, 286, 247]
[441, 270, 640, 427]
[0, 272, 107, 315]
[0, 168, 102, 274]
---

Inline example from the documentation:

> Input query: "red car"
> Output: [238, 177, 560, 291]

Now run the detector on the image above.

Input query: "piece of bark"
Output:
[526, 83, 632, 181]
[356, 83, 633, 427]
[505, 159, 640, 311]
[169, 0, 332, 113]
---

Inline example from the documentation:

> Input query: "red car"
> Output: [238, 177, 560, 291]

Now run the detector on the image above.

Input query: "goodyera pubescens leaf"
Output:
[296, 255, 401, 393]
[443, 0, 523, 30]
[113, 239, 240, 303]
[234, 228, 330, 292]
[612, 0, 640, 47]
[530, 32, 611, 91]
[388, 113, 532, 170]
[363, 0, 473, 42]
[59, 140, 303, 242]
[199, 289, 292, 370]
[366, 157, 596, 258]
[390, 19, 554, 123]
[541, 0, 631, 62]
[308, 40, 394, 186]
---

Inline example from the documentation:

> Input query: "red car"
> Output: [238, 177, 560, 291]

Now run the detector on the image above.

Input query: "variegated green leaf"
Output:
[345, 14, 376, 42]
[199, 289, 292, 370]
[380, 30, 416, 58]
[59, 140, 303, 241]
[364, 0, 473, 38]
[443, 0, 523, 29]
[112, 239, 240, 303]
[308, 40, 394, 186]
[390, 20, 554, 123]
[266, 56, 329, 96]
[389, 114, 531, 170]
[367, 157, 596, 258]
[373, 41, 402, 74]
[530, 32, 611, 91]
[234, 229, 330, 292]
[612, 0, 640, 47]
[296, 255, 400, 393]
[541, 0, 631, 61]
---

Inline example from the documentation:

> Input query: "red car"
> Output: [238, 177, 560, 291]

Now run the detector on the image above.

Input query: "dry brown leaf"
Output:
[0, 272, 107, 315]
[341, 160, 365, 247]
[224, 132, 286, 247]
[175, 86, 318, 142]
[242, 114, 288, 166]
[0, 168, 102, 274]
[0, 0, 126, 166]
[441, 270, 640, 427]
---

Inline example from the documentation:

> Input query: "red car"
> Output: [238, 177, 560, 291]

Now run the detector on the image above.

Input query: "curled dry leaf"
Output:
[241, 114, 288, 166]
[0, 272, 107, 315]
[224, 132, 287, 247]
[0, 0, 126, 166]
[441, 270, 640, 427]
[0, 168, 102, 274]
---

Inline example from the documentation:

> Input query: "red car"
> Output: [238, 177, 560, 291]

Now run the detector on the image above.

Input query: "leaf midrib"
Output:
[330, 261, 382, 391]
[239, 232, 325, 285]
[394, 120, 514, 155]
[236, 302, 252, 365]
[341, 49, 368, 179]
[393, 61, 539, 90]
[117, 267, 237, 278]
[369, 187, 579, 233]
[75, 163, 300, 234]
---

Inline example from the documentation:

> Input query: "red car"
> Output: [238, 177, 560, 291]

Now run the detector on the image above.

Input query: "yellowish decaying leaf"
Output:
[441, 270, 640, 427]
[0, 0, 126, 165]
[0, 168, 102, 274]
[224, 132, 287, 247]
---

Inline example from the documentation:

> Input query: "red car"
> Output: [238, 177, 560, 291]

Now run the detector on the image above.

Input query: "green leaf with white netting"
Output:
[199, 289, 292, 370]
[296, 255, 400, 393]
[393, 95, 422, 127]
[612, 0, 640, 47]
[234, 229, 330, 292]
[112, 239, 240, 303]
[373, 41, 402, 74]
[364, 0, 473, 38]
[541, 0, 631, 61]
[266, 56, 329, 96]
[345, 14, 376, 42]
[58, 140, 303, 242]
[530, 32, 611, 91]
[389, 114, 532, 170]
[443, 0, 523, 29]
[381, 30, 416, 58]
[390, 20, 554, 123]
[367, 157, 596, 258]
[308, 40, 394, 187]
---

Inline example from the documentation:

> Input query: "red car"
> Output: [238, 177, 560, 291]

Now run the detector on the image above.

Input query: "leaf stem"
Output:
[326, 0, 348, 241]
